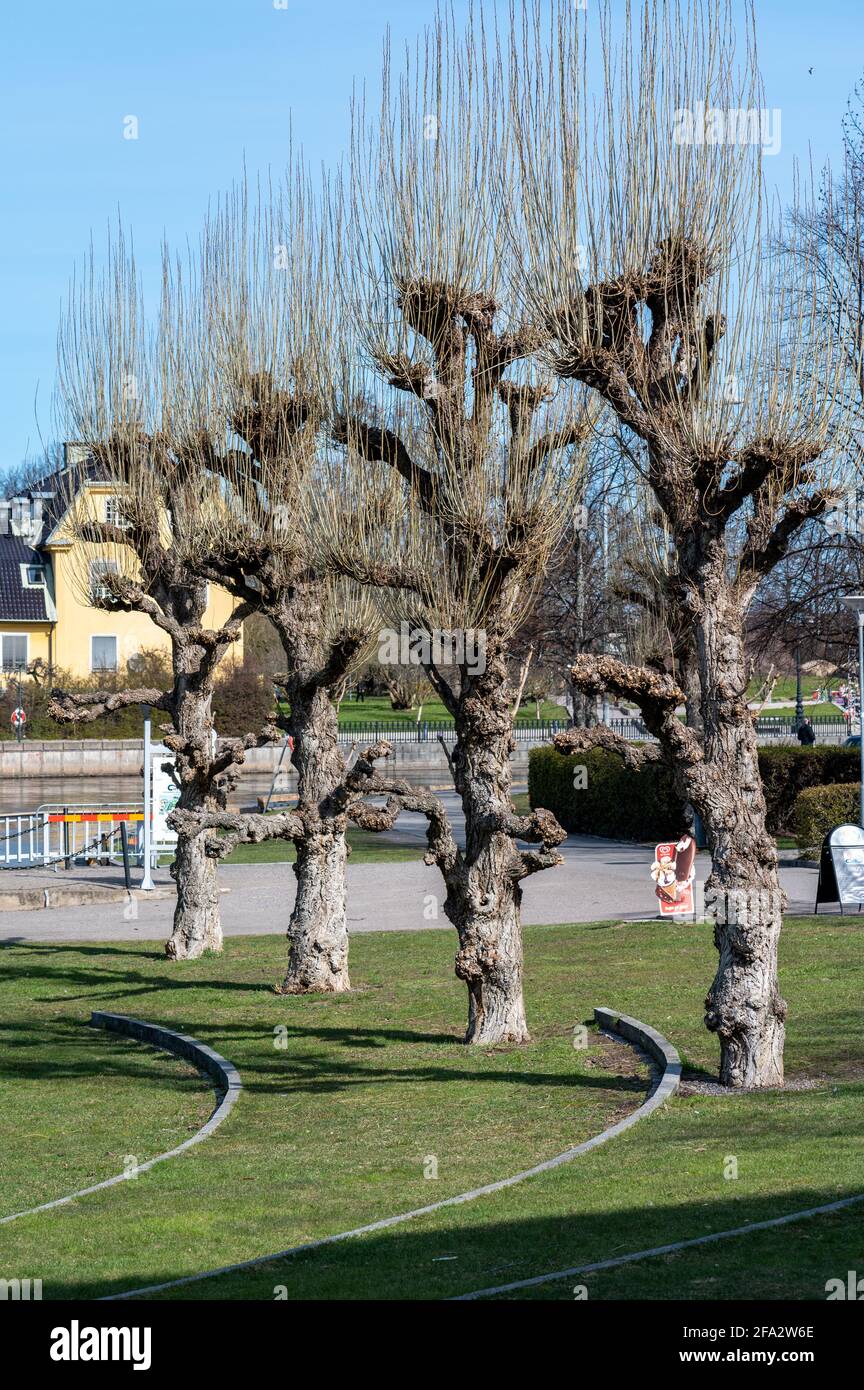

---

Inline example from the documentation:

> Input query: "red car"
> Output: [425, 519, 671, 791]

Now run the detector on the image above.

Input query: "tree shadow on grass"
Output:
[0, 949, 273, 1003]
[33, 1185, 864, 1302]
[0, 1012, 650, 1099]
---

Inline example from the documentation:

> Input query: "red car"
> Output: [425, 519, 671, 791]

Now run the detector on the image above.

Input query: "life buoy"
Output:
[11, 707, 26, 729]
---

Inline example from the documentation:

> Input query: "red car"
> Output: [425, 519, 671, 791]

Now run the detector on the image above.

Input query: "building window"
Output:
[104, 496, 129, 527]
[90, 559, 120, 604]
[91, 635, 118, 672]
[1, 634, 28, 671]
[23, 565, 45, 587]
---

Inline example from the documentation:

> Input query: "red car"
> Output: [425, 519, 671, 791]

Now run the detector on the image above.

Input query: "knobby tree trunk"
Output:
[693, 564, 786, 1088]
[285, 822, 349, 991]
[165, 680, 222, 960]
[278, 624, 352, 994]
[444, 654, 529, 1045]
[165, 811, 221, 959]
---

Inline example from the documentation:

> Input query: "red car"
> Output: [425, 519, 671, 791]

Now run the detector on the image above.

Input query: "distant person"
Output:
[797, 718, 816, 746]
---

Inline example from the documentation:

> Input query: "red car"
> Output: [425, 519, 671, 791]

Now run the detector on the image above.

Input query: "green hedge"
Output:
[528, 744, 683, 841]
[529, 743, 862, 841]
[793, 783, 861, 852]
[757, 747, 860, 831]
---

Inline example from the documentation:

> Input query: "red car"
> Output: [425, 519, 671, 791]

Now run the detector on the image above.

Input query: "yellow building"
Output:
[0, 449, 242, 679]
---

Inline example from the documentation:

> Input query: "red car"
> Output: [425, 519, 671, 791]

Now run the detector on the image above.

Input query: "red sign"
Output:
[651, 835, 696, 916]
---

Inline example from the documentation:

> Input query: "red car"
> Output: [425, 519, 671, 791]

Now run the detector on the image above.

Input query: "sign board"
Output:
[651, 834, 697, 916]
[815, 823, 864, 913]
[151, 743, 180, 848]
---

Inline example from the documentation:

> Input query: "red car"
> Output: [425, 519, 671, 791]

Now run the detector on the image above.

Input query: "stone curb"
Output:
[0, 1014, 242, 1227]
[0, 886, 174, 913]
[100, 1005, 680, 1301]
[452, 1195, 864, 1300]
[593, 1007, 682, 1112]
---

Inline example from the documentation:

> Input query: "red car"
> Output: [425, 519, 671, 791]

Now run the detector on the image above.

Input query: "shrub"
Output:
[212, 666, 277, 737]
[529, 744, 685, 841]
[529, 743, 863, 842]
[793, 783, 861, 852]
[757, 746, 860, 832]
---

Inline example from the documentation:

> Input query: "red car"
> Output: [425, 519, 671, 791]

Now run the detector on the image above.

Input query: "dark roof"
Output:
[0, 453, 111, 620]
[0, 536, 51, 622]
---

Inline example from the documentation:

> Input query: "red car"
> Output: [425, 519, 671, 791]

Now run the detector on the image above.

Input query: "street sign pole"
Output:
[141, 706, 154, 890]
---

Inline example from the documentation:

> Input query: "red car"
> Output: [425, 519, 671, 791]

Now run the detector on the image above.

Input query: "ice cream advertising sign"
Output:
[650, 834, 696, 915]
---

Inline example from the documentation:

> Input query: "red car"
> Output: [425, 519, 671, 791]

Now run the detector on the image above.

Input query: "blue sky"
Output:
[1, 0, 862, 475]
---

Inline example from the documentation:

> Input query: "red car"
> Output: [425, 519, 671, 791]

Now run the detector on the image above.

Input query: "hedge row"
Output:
[529, 743, 861, 840]
[793, 783, 861, 851]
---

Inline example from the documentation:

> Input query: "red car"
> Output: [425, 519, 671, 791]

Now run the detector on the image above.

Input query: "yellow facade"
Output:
[2, 483, 242, 679]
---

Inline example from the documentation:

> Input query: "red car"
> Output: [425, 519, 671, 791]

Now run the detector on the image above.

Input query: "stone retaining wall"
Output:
[0, 736, 533, 779]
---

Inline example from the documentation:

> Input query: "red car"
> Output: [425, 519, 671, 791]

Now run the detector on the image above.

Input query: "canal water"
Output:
[0, 764, 448, 815]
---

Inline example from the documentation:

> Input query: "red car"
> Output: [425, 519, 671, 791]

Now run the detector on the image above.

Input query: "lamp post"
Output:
[842, 596, 864, 829]
[794, 642, 804, 731]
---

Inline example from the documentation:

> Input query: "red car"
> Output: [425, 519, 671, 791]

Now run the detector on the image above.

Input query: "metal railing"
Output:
[0, 804, 145, 870]
[753, 715, 850, 735]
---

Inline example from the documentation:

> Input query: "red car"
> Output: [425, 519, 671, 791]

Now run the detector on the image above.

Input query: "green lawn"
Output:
[324, 695, 568, 726]
[746, 675, 827, 702]
[221, 827, 423, 865]
[1, 917, 861, 1301]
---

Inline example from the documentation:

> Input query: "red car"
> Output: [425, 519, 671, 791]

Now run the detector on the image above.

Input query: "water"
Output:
[0, 764, 452, 816]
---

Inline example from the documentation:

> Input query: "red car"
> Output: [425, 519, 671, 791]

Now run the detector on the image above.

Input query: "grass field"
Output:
[746, 676, 826, 702]
[332, 695, 568, 726]
[759, 704, 845, 720]
[220, 827, 424, 865]
[1, 917, 861, 1301]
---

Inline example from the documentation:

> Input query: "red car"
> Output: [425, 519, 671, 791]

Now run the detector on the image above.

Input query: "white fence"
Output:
[0, 804, 145, 870]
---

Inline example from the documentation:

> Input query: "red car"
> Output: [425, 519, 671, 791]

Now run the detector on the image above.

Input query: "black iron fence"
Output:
[336, 714, 853, 745]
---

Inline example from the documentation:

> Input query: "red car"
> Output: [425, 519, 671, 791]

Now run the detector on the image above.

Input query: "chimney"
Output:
[64, 442, 92, 469]
[1, 496, 43, 544]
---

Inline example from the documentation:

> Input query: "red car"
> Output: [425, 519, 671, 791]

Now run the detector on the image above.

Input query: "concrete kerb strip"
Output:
[452, 1015, 863, 1299]
[0, 885, 174, 913]
[451, 1192, 864, 1300]
[0, 1013, 242, 1227]
[100, 1006, 681, 1301]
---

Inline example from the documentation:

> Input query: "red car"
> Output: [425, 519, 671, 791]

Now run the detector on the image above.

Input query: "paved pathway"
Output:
[0, 798, 822, 942]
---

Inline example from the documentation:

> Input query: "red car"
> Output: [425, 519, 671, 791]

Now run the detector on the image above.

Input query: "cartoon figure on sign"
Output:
[650, 834, 696, 915]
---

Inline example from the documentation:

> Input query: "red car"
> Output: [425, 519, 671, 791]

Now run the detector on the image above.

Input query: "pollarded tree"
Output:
[50, 237, 276, 960]
[324, 8, 591, 1044]
[511, 0, 850, 1085]
[157, 176, 444, 992]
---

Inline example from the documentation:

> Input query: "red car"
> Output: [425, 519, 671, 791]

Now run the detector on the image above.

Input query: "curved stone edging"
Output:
[452, 1192, 864, 1300]
[100, 1005, 680, 1301]
[0, 1012, 242, 1227]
